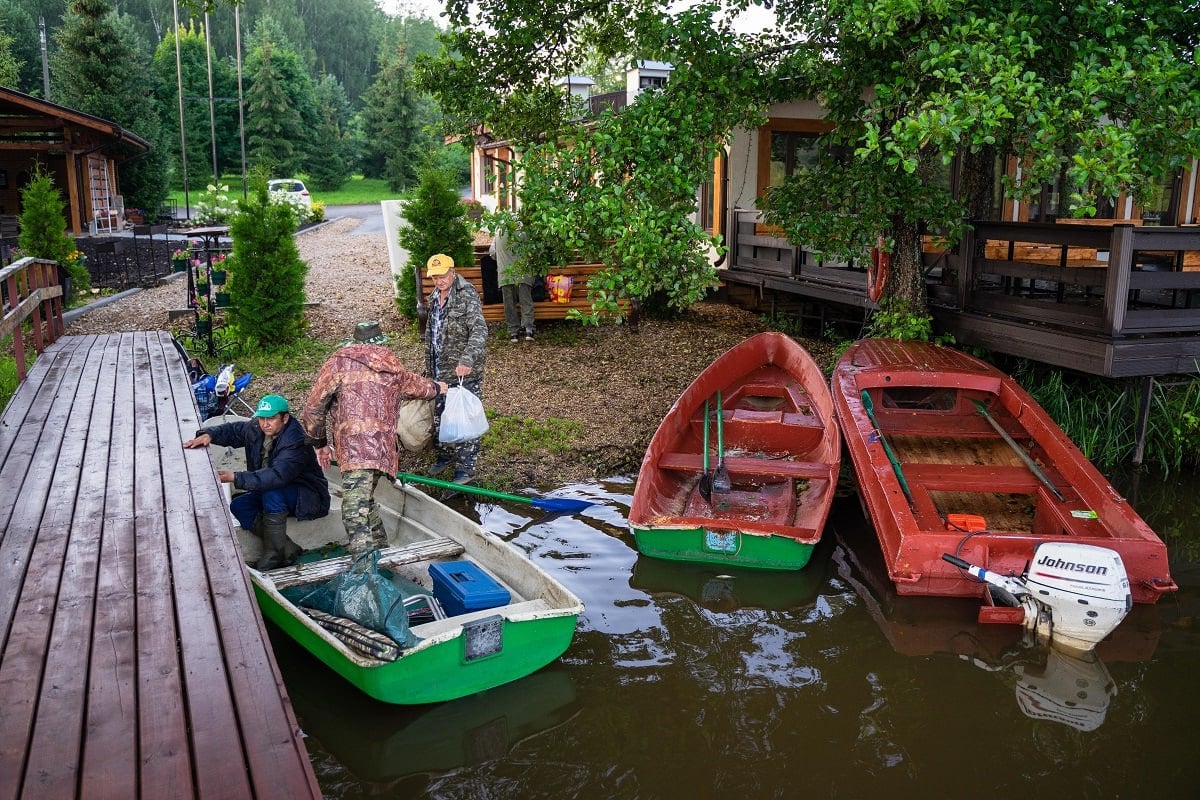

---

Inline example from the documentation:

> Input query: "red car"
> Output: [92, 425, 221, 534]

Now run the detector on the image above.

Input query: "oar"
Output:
[712, 390, 732, 493]
[972, 400, 1066, 502]
[861, 390, 916, 510]
[396, 472, 594, 513]
[697, 399, 713, 503]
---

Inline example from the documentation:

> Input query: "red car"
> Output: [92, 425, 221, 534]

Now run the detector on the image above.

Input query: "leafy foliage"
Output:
[244, 18, 316, 178]
[423, 0, 1200, 315]
[51, 0, 169, 212]
[394, 164, 475, 317]
[17, 165, 86, 297]
[307, 74, 354, 191]
[225, 177, 308, 348]
[359, 45, 429, 191]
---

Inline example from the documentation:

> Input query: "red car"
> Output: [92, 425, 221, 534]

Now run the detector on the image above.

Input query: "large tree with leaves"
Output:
[51, 0, 170, 212]
[243, 18, 316, 177]
[421, 0, 1200, 317]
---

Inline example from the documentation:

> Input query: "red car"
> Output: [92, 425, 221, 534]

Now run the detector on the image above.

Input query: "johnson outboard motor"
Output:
[942, 541, 1132, 652]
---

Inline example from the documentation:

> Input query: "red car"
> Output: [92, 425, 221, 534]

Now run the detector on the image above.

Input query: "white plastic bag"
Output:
[439, 384, 489, 443]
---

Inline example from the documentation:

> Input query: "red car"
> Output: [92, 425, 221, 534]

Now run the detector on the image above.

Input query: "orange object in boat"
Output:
[946, 513, 987, 532]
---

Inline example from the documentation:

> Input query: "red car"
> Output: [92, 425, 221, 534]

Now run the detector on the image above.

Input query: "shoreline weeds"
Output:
[64, 215, 833, 489]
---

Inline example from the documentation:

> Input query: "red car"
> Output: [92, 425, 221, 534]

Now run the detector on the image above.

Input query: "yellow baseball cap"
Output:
[426, 253, 454, 275]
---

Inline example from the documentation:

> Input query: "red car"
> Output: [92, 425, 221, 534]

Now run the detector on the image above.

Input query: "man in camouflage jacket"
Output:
[423, 253, 488, 483]
[301, 322, 447, 554]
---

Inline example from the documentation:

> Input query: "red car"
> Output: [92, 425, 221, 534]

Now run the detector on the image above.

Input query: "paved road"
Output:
[326, 203, 385, 236]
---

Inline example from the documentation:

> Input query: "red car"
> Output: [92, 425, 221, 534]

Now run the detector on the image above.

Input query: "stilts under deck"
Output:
[0, 331, 320, 799]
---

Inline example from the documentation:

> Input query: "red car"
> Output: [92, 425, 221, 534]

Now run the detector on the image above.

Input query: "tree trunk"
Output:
[885, 218, 927, 313]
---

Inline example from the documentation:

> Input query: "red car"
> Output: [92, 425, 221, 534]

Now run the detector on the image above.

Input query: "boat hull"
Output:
[632, 525, 817, 570]
[832, 339, 1176, 604]
[253, 578, 580, 705]
[629, 332, 840, 571]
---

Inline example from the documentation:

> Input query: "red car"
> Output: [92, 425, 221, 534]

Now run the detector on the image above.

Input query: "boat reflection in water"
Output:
[271, 629, 581, 783]
[832, 514, 1161, 732]
[629, 538, 831, 611]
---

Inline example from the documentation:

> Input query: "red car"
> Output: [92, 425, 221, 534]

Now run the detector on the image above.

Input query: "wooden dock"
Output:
[0, 332, 321, 799]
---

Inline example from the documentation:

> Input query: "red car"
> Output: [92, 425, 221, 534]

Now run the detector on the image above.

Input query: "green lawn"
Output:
[168, 175, 410, 210]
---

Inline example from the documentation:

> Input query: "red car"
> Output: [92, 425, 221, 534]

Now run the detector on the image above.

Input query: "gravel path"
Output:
[65, 215, 827, 487]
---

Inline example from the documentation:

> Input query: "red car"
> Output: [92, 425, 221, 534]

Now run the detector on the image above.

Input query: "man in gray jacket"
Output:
[423, 253, 488, 484]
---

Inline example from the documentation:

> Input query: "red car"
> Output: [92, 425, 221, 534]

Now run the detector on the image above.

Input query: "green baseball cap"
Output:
[253, 394, 289, 418]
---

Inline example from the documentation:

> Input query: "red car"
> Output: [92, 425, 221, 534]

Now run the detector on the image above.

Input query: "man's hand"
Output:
[436, 381, 449, 394]
[316, 445, 333, 470]
[216, 470, 235, 483]
[183, 433, 212, 449]
[454, 364, 471, 378]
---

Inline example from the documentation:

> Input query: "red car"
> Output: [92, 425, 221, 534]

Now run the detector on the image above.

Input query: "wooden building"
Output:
[0, 87, 149, 237]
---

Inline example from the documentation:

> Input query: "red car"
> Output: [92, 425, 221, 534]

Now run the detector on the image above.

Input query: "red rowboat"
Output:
[629, 332, 840, 570]
[832, 339, 1176, 606]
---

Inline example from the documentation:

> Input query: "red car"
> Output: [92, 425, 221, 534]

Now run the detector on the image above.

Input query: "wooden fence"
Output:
[0, 257, 64, 384]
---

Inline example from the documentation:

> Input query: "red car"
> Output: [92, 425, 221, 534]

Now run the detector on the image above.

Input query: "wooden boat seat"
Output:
[263, 537, 466, 589]
[658, 451, 832, 480]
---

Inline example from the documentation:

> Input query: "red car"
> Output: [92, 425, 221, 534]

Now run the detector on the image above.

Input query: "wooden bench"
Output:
[416, 247, 639, 333]
[657, 451, 833, 480]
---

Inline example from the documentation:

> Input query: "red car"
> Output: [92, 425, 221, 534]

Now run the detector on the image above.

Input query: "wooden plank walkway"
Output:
[0, 332, 321, 800]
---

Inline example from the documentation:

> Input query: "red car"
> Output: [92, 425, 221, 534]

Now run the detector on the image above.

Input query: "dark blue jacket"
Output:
[205, 415, 331, 520]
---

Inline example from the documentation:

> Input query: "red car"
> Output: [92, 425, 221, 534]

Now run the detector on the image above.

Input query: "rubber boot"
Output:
[256, 511, 300, 570]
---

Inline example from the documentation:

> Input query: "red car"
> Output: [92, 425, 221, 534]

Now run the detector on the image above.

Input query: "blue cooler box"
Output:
[429, 560, 511, 617]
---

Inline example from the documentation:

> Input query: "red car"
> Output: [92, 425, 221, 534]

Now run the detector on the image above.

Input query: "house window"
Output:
[1140, 170, 1182, 226]
[768, 131, 822, 188]
[639, 75, 667, 90]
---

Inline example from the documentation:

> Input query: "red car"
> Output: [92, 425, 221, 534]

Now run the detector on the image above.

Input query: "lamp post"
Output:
[204, 11, 219, 182]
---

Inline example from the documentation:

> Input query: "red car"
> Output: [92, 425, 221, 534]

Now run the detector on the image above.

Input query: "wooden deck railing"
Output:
[0, 257, 64, 384]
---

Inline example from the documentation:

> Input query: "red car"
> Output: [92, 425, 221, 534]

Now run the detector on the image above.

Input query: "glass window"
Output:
[1141, 171, 1181, 226]
[768, 131, 821, 188]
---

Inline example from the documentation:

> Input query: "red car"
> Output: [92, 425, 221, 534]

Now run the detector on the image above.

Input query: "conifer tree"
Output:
[395, 164, 474, 316]
[18, 165, 88, 298]
[308, 73, 352, 191]
[225, 178, 308, 349]
[360, 46, 428, 191]
[51, 0, 168, 212]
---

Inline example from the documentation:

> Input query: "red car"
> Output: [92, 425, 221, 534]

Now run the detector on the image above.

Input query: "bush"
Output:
[395, 164, 475, 318]
[225, 179, 308, 349]
[17, 164, 87, 301]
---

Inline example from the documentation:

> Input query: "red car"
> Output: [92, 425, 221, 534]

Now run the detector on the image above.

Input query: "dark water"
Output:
[274, 469, 1200, 799]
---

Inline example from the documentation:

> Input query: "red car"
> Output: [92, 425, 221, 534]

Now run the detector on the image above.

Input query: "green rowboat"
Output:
[205, 424, 583, 705]
[628, 332, 840, 570]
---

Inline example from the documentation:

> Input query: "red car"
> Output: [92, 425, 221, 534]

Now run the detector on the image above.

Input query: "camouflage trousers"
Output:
[341, 469, 386, 555]
[433, 377, 483, 475]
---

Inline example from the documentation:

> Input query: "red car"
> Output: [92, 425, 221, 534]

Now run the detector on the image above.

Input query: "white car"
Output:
[267, 178, 312, 212]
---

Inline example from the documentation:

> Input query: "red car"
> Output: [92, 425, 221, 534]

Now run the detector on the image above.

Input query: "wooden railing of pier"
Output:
[0, 257, 64, 384]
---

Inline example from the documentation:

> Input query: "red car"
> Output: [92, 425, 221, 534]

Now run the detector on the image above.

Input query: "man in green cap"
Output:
[184, 394, 330, 569]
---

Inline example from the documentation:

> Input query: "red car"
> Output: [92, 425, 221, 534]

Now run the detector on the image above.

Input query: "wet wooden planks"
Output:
[0, 332, 320, 800]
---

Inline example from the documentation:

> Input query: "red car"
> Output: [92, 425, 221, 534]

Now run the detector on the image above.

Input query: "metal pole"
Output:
[234, 5, 248, 199]
[172, 1, 190, 218]
[38, 17, 50, 100]
[204, 12, 219, 182]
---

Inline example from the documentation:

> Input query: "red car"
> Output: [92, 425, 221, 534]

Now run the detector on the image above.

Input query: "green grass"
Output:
[482, 413, 583, 460]
[168, 175, 409, 210]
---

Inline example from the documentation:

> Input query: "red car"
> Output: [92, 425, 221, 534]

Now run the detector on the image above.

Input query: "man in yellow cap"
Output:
[424, 253, 487, 484]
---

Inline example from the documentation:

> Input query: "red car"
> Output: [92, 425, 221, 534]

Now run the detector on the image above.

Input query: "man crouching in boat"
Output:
[183, 394, 331, 570]
[300, 321, 448, 555]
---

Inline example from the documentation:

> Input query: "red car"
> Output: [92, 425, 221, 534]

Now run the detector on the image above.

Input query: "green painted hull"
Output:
[253, 580, 580, 705]
[631, 524, 817, 571]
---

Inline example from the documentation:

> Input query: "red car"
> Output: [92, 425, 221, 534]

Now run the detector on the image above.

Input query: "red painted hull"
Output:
[629, 332, 841, 567]
[832, 339, 1176, 604]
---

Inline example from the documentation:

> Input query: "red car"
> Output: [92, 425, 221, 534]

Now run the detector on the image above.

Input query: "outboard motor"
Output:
[1012, 647, 1116, 732]
[942, 542, 1132, 652]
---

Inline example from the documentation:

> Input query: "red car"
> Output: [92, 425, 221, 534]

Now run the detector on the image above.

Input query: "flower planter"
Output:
[196, 318, 212, 336]
[195, 281, 210, 295]
[215, 291, 231, 308]
[211, 269, 227, 285]
[172, 260, 188, 273]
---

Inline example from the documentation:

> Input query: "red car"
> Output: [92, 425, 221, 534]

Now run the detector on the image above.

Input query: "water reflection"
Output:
[831, 503, 1164, 733]
[272, 628, 581, 783]
[275, 473, 1200, 798]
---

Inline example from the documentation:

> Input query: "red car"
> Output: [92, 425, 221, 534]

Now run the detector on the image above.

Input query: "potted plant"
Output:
[215, 290, 232, 307]
[210, 252, 228, 285]
[171, 248, 190, 272]
[194, 262, 209, 294]
[196, 299, 213, 335]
